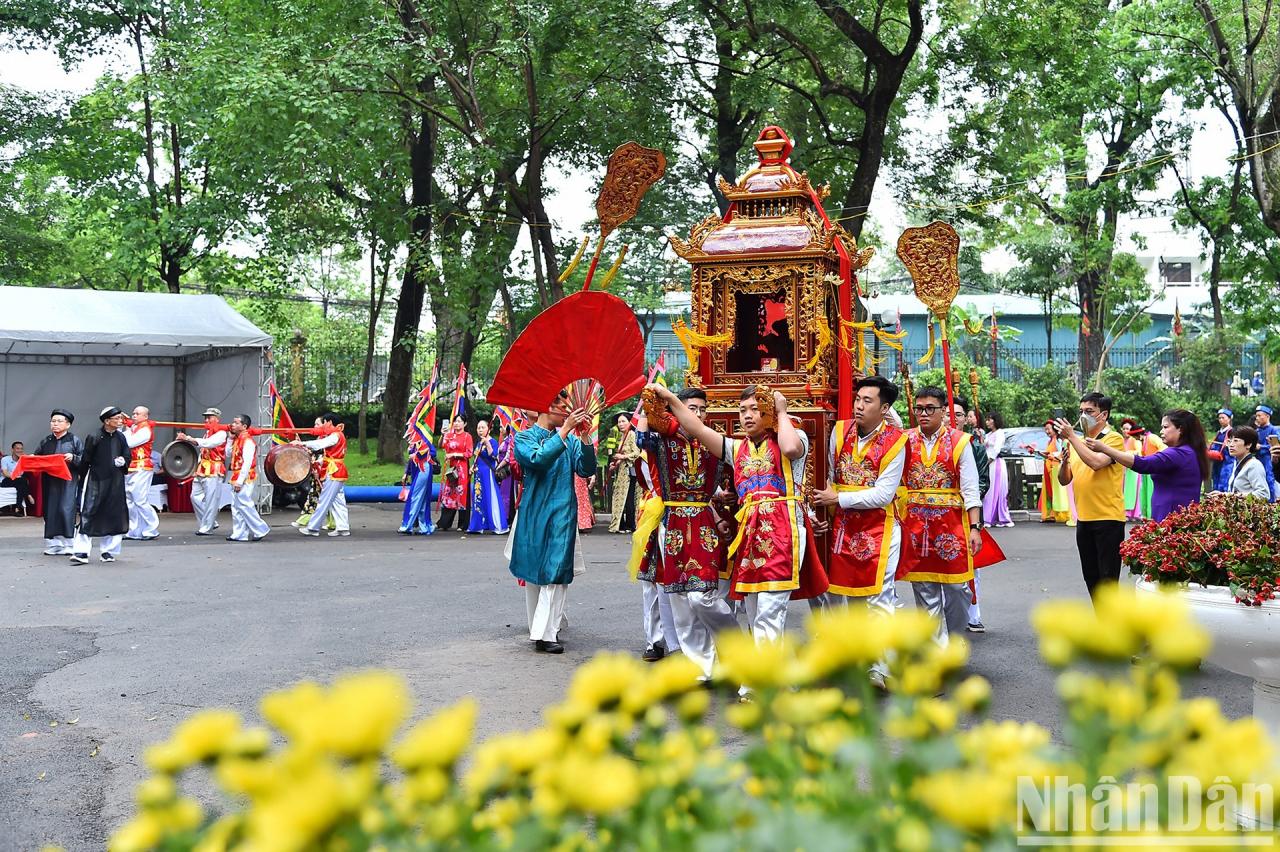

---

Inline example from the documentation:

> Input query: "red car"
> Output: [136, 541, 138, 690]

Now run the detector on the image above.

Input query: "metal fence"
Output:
[900, 343, 1265, 384]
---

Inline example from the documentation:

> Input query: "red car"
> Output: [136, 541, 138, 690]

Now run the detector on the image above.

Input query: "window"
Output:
[1160, 261, 1192, 283]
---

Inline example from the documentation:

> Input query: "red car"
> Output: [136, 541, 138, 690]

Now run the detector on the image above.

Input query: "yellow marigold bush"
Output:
[108, 585, 1278, 851]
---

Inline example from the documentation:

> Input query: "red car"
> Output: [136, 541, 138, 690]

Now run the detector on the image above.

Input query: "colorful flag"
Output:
[268, 381, 296, 445]
[405, 364, 441, 468]
[448, 363, 468, 422]
[1173, 299, 1183, 337]
[494, 405, 530, 432]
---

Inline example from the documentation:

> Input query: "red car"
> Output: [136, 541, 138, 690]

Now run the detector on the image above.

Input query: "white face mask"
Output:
[1079, 413, 1098, 432]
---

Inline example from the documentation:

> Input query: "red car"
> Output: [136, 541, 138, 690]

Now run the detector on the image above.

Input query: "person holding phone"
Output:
[1086, 409, 1209, 521]
[1053, 393, 1127, 602]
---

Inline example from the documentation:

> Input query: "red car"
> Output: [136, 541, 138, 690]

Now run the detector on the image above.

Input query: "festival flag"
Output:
[630, 352, 667, 426]
[405, 364, 441, 468]
[1081, 298, 1092, 338]
[1173, 299, 1184, 337]
[268, 381, 296, 445]
[494, 405, 530, 432]
[449, 363, 468, 422]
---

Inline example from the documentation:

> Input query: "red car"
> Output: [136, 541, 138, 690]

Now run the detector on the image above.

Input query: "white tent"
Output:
[0, 287, 273, 449]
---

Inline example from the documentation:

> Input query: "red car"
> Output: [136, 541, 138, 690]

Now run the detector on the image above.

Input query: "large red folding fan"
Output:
[486, 290, 648, 412]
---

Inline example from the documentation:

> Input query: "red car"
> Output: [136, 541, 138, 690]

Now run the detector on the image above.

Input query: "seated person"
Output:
[1, 441, 34, 515]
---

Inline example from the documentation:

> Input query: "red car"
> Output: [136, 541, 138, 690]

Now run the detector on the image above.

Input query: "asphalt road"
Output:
[0, 507, 1252, 849]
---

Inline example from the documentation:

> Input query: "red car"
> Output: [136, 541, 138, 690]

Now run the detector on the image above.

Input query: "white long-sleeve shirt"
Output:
[124, 423, 152, 449]
[917, 428, 982, 511]
[301, 432, 339, 452]
[192, 429, 228, 449]
[827, 421, 906, 511]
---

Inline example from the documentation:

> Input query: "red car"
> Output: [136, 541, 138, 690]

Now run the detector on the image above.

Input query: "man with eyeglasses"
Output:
[897, 388, 983, 647]
[1053, 393, 1127, 600]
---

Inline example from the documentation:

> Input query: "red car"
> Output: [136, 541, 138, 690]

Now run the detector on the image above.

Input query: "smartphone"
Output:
[1052, 408, 1065, 421]
[1269, 435, 1280, 448]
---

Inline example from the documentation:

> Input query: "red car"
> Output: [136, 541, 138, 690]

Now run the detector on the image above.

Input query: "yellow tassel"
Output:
[805, 319, 833, 371]
[597, 244, 629, 290]
[917, 320, 937, 365]
[556, 236, 589, 285]
[963, 318, 984, 336]
[626, 495, 666, 580]
[871, 326, 908, 352]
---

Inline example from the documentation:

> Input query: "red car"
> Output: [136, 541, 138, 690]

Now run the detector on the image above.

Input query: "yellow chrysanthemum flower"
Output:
[565, 653, 645, 712]
[107, 813, 163, 852]
[716, 632, 795, 689]
[393, 697, 477, 770]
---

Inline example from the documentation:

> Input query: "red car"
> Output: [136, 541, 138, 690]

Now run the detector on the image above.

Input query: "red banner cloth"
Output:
[973, 528, 1007, 569]
[14, 455, 72, 480]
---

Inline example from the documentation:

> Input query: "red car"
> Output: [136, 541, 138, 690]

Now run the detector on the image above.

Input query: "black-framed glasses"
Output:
[913, 405, 942, 415]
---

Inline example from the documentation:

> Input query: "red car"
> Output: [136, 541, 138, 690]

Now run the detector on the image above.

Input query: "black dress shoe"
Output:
[534, 640, 565, 654]
[641, 643, 666, 663]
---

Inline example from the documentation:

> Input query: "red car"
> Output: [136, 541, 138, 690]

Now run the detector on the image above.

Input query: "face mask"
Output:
[1079, 413, 1098, 431]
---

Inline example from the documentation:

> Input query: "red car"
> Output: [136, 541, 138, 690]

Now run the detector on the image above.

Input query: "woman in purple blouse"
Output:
[1085, 409, 1209, 521]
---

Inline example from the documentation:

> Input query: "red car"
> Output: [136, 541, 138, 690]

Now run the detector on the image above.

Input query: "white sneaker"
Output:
[327, 530, 351, 537]
[43, 548, 64, 556]
[298, 528, 319, 537]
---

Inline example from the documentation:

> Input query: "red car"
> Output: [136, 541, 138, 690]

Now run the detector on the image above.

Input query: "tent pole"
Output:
[174, 358, 187, 424]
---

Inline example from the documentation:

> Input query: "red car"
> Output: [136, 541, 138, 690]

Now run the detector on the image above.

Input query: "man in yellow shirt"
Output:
[1054, 392, 1127, 602]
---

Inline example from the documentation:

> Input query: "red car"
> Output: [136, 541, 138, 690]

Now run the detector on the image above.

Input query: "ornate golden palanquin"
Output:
[669, 126, 874, 495]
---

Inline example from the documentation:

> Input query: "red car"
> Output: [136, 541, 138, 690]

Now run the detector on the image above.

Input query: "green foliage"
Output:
[907, 352, 1077, 428]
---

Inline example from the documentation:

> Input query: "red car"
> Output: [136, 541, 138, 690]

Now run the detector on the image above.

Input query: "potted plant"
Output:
[1127, 494, 1280, 742]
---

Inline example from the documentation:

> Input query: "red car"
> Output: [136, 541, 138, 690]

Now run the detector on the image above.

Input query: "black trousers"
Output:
[1, 476, 30, 510]
[438, 507, 470, 531]
[1075, 520, 1126, 599]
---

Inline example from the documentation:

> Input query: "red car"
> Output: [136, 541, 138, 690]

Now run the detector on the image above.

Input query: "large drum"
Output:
[161, 440, 199, 480]
[265, 443, 313, 488]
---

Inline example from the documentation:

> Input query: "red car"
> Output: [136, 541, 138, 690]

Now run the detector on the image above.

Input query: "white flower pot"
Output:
[1135, 578, 1280, 829]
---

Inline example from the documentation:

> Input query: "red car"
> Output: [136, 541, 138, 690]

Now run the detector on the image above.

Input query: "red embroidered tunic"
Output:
[898, 427, 974, 583]
[228, 433, 257, 484]
[827, 420, 907, 596]
[127, 421, 155, 473]
[727, 433, 804, 594]
[196, 429, 227, 478]
[320, 432, 348, 481]
[641, 427, 726, 593]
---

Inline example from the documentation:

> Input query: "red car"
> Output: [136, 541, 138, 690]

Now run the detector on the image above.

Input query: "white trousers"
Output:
[912, 581, 971, 647]
[73, 533, 122, 557]
[229, 482, 270, 541]
[305, 479, 349, 533]
[525, 583, 568, 643]
[640, 580, 681, 651]
[191, 476, 222, 533]
[967, 572, 982, 624]
[669, 579, 740, 679]
[44, 536, 73, 554]
[125, 470, 159, 539]
[743, 590, 791, 644]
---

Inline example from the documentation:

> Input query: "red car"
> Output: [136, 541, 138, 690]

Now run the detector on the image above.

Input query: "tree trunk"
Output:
[377, 108, 437, 463]
[1076, 268, 1105, 387]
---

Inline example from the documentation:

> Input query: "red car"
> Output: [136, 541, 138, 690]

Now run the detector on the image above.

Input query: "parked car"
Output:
[996, 427, 1056, 458]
